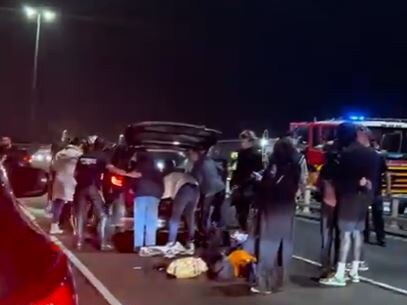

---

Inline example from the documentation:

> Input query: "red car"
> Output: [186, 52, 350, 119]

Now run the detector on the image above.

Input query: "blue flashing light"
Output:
[348, 115, 365, 121]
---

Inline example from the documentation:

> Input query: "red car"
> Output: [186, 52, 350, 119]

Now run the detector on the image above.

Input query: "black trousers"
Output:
[233, 189, 255, 232]
[320, 203, 340, 271]
[364, 197, 385, 243]
[201, 191, 225, 234]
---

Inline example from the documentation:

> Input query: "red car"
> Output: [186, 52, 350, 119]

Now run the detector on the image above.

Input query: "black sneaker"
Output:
[377, 240, 386, 247]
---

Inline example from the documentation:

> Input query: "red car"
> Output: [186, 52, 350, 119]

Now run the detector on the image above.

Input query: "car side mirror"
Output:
[7, 166, 48, 198]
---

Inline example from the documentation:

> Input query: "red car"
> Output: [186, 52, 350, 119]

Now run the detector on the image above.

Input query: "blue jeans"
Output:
[52, 199, 66, 223]
[134, 196, 159, 248]
[168, 184, 199, 244]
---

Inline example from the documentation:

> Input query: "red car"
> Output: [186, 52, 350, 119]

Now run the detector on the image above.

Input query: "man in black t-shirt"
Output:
[74, 138, 139, 251]
[321, 124, 379, 287]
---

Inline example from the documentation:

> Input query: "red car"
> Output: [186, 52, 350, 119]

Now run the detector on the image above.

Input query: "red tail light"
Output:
[23, 154, 32, 163]
[111, 175, 124, 187]
[32, 281, 76, 305]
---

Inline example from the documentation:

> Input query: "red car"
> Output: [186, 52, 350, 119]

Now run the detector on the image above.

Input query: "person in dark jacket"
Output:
[132, 152, 164, 250]
[251, 138, 301, 294]
[231, 130, 264, 231]
[189, 148, 225, 235]
[364, 141, 389, 247]
[321, 124, 378, 287]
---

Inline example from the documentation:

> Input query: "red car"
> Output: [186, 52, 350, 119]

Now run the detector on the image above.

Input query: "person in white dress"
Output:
[50, 138, 84, 234]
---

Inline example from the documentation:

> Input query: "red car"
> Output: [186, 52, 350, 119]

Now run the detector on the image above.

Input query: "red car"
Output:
[0, 162, 78, 304]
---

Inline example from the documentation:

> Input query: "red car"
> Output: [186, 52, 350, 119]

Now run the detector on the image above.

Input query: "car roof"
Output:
[125, 121, 222, 150]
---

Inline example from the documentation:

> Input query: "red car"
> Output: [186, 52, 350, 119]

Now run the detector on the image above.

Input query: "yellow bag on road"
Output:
[166, 257, 208, 279]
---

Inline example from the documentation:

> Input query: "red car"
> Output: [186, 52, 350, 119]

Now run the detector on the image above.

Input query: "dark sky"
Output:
[1, 1, 407, 141]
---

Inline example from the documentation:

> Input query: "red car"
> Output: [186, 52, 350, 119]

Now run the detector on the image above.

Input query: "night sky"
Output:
[1, 0, 407, 141]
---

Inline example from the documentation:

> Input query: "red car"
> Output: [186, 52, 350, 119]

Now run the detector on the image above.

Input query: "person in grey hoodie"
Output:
[188, 148, 225, 235]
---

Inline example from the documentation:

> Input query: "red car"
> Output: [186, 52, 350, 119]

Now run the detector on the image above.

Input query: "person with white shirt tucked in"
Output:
[163, 171, 200, 253]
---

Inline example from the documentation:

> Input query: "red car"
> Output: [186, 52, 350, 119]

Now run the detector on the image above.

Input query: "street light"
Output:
[43, 9, 56, 22]
[24, 6, 37, 18]
[23, 5, 57, 137]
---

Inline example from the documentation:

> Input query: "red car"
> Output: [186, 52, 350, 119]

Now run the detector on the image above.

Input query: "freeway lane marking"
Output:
[20, 204, 124, 305]
[293, 255, 407, 296]
[21, 202, 407, 302]
[49, 236, 124, 305]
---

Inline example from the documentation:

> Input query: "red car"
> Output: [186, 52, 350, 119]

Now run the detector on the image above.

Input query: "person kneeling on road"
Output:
[74, 137, 139, 251]
[163, 170, 200, 254]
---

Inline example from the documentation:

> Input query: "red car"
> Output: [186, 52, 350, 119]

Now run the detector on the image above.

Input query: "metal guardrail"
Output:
[299, 187, 407, 234]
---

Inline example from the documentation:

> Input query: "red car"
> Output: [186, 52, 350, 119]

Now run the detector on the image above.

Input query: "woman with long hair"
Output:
[251, 138, 301, 294]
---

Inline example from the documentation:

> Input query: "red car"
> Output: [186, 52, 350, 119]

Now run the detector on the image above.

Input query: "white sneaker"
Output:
[345, 261, 369, 272]
[49, 223, 63, 235]
[349, 272, 360, 283]
[164, 242, 186, 258]
[231, 231, 249, 244]
[250, 287, 272, 295]
[184, 242, 195, 255]
[319, 274, 347, 287]
[359, 261, 369, 272]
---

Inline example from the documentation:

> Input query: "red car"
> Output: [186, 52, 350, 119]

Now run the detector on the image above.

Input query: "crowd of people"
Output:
[0, 122, 389, 294]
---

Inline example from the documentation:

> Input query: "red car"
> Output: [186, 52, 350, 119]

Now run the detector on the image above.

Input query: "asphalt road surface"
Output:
[22, 197, 407, 305]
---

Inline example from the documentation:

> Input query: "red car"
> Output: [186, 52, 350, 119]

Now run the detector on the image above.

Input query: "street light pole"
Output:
[30, 12, 41, 127]
[23, 6, 56, 139]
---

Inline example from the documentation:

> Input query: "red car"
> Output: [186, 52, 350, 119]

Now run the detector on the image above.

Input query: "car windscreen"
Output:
[369, 127, 407, 153]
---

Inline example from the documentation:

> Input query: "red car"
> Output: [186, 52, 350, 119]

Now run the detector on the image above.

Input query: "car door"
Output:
[0, 166, 77, 305]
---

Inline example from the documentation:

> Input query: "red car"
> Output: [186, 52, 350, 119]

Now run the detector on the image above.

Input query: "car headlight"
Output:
[32, 153, 52, 162]
[33, 154, 45, 162]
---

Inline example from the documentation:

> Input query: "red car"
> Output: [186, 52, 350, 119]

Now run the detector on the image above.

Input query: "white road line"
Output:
[21, 203, 407, 301]
[20, 205, 124, 305]
[293, 255, 407, 296]
[49, 236, 124, 305]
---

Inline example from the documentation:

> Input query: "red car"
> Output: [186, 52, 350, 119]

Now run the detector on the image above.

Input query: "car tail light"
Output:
[31, 281, 76, 305]
[111, 175, 124, 187]
[23, 154, 32, 163]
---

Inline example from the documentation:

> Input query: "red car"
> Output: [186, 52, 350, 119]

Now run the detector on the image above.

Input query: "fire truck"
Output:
[290, 118, 407, 195]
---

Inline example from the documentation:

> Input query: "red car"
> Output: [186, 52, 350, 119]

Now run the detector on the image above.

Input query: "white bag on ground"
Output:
[166, 257, 208, 279]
